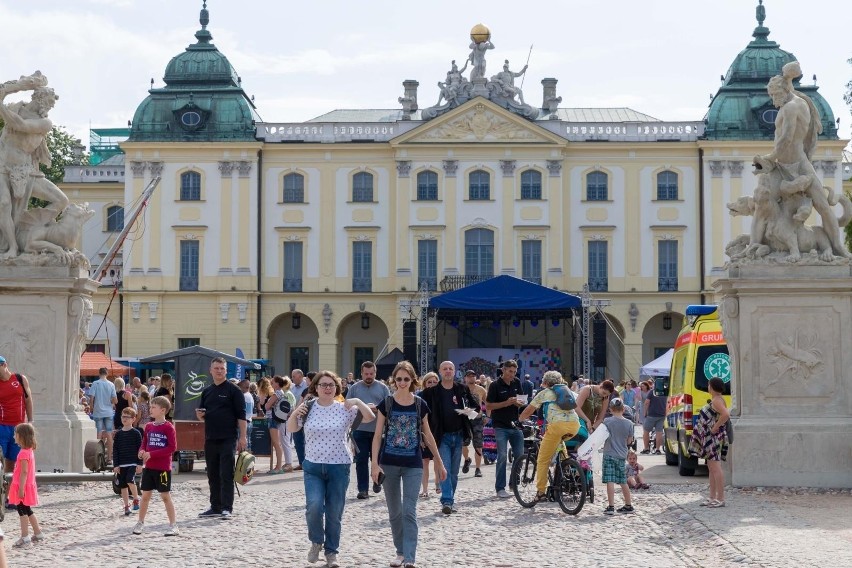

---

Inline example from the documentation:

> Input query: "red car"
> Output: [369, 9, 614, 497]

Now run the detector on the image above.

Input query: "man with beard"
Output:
[345, 361, 390, 499]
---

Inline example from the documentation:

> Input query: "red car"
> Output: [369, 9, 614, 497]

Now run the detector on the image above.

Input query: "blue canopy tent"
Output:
[429, 275, 581, 316]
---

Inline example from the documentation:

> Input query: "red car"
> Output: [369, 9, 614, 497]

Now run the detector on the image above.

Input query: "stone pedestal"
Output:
[0, 264, 98, 472]
[712, 264, 852, 488]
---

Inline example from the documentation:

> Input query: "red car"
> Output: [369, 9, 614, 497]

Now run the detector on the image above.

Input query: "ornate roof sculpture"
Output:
[128, 1, 260, 142]
[420, 24, 540, 121]
[704, 1, 836, 141]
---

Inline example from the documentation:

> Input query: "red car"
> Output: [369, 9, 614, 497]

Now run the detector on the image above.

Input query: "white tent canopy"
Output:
[639, 348, 673, 378]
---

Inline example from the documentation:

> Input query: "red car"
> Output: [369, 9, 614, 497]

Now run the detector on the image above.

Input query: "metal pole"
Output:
[581, 283, 591, 379]
[419, 283, 430, 374]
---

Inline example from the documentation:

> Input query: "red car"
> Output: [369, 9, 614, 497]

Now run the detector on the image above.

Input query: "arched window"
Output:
[465, 228, 494, 277]
[656, 170, 678, 200]
[283, 173, 305, 203]
[417, 171, 438, 201]
[106, 205, 124, 232]
[352, 172, 373, 202]
[469, 170, 490, 200]
[520, 170, 542, 200]
[180, 171, 201, 201]
[586, 171, 608, 201]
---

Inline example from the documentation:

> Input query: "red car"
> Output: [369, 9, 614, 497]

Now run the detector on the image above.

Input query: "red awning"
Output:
[80, 352, 135, 378]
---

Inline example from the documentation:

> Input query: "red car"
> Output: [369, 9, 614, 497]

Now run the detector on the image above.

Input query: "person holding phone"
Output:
[287, 371, 374, 568]
[371, 361, 446, 568]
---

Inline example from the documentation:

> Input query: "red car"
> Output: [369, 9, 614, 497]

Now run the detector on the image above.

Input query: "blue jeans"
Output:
[382, 464, 422, 564]
[494, 427, 524, 492]
[293, 430, 306, 464]
[438, 431, 463, 506]
[302, 460, 350, 555]
[352, 429, 377, 493]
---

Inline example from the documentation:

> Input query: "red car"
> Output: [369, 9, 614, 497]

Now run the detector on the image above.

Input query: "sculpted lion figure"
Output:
[15, 202, 94, 264]
[727, 159, 852, 262]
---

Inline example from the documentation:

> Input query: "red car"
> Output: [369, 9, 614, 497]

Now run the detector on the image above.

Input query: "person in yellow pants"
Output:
[519, 371, 581, 500]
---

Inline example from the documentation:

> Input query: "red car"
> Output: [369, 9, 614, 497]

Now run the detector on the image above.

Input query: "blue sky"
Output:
[1, 0, 849, 147]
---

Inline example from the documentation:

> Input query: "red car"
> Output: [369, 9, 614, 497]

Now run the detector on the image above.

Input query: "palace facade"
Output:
[64, 2, 846, 380]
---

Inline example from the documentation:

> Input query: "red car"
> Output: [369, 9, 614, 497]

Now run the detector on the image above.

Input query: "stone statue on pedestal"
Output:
[0, 71, 90, 266]
[489, 60, 528, 104]
[725, 61, 852, 264]
[468, 39, 494, 81]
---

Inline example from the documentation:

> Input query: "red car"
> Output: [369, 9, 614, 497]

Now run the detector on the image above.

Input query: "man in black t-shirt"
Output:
[195, 357, 248, 519]
[485, 359, 525, 499]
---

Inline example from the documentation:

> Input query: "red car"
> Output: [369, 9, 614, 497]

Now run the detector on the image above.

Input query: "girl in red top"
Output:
[9, 423, 42, 548]
[133, 396, 178, 536]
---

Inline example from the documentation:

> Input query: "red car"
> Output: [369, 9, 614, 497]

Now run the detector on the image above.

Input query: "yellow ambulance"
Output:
[663, 305, 732, 476]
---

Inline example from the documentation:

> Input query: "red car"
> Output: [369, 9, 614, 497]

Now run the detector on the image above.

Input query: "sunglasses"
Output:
[317, 383, 336, 389]
[394, 376, 412, 383]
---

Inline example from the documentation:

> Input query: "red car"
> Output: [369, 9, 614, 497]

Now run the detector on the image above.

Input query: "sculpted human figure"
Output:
[491, 60, 528, 104]
[437, 59, 470, 106]
[468, 40, 494, 80]
[0, 72, 70, 259]
[756, 61, 850, 258]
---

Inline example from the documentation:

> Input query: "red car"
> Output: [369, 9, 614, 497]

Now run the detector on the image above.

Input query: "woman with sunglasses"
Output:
[288, 371, 374, 568]
[371, 362, 446, 568]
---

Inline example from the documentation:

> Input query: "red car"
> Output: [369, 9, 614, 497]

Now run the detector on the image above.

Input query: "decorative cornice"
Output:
[130, 161, 147, 178]
[218, 161, 235, 177]
[147, 161, 164, 177]
[442, 160, 458, 177]
[546, 160, 563, 176]
[709, 160, 726, 177]
[396, 160, 411, 177]
[500, 160, 516, 177]
[237, 161, 252, 178]
[727, 160, 744, 178]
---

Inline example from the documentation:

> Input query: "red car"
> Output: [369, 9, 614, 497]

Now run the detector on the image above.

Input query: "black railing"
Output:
[283, 278, 303, 292]
[658, 277, 678, 292]
[352, 277, 372, 292]
[588, 277, 608, 292]
[179, 276, 198, 291]
[439, 274, 491, 292]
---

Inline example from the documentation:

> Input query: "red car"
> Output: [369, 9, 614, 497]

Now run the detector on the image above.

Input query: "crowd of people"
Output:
[0, 352, 730, 568]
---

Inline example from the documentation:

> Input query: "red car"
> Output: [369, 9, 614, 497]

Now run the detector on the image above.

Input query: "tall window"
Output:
[283, 242, 303, 292]
[588, 240, 608, 292]
[352, 241, 372, 291]
[352, 172, 373, 202]
[179, 240, 199, 291]
[520, 170, 542, 200]
[657, 171, 678, 200]
[521, 240, 542, 284]
[416, 171, 438, 201]
[180, 171, 201, 201]
[465, 229, 494, 277]
[106, 205, 124, 232]
[283, 173, 304, 203]
[586, 171, 608, 201]
[354, 347, 374, 373]
[418, 240, 437, 291]
[658, 240, 678, 291]
[290, 347, 309, 372]
[469, 170, 490, 200]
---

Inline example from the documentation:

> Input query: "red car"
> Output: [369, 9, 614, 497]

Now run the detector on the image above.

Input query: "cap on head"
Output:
[464, 370, 476, 377]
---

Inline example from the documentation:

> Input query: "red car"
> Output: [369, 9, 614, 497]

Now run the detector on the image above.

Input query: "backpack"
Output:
[234, 451, 256, 486]
[551, 383, 577, 410]
[272, 393, 292, 423]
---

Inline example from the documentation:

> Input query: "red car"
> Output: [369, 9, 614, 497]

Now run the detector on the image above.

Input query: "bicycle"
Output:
[510, 420, 589, 515]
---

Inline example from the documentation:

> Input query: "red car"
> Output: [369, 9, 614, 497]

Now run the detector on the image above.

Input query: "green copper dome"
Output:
[704, 1, 836, 140]
[129, 2, 260, 142]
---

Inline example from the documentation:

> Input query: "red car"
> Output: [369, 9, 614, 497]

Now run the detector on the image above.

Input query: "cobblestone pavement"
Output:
[3, 455, 850, 568]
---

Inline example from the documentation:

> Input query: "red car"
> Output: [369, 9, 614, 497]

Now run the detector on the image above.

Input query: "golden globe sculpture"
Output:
[470, 23, 490, 44]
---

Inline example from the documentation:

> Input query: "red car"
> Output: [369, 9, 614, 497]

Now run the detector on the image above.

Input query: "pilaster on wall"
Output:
[501, 169, 514, 269]
[444, 174, 458, 269]
[220, 163, 234, 271]
[547, 168, 563, 278]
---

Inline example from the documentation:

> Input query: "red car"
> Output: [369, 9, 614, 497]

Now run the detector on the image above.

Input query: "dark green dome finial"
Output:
[196, 0, 212, 44]
[752, 0, 770, 43]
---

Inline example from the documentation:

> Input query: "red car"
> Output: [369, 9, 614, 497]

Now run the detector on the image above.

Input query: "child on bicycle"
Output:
[518, 371, 580, 502]
[602, 398, 635, 515]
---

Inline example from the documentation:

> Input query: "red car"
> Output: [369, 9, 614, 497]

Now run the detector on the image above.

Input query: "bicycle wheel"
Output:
[511, 453, 540, 508]
[554, 457, 587, 515]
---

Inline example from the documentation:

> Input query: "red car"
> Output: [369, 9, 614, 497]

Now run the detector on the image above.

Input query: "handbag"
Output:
[725, 420, 734, 443]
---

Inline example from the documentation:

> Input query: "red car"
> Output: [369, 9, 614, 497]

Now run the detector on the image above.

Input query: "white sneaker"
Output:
[132, 522, 143, 535]
[308, 542, 323, 563]
[12, 536, 31, 548]
[496, 489, 512, 499]
[325, 553, 340, 568]
[164, 524, 180, 537]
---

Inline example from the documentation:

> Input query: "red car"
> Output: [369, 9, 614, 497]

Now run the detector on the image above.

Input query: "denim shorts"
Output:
[93, 416, 114, 434]
[0, 424, 21, 462]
